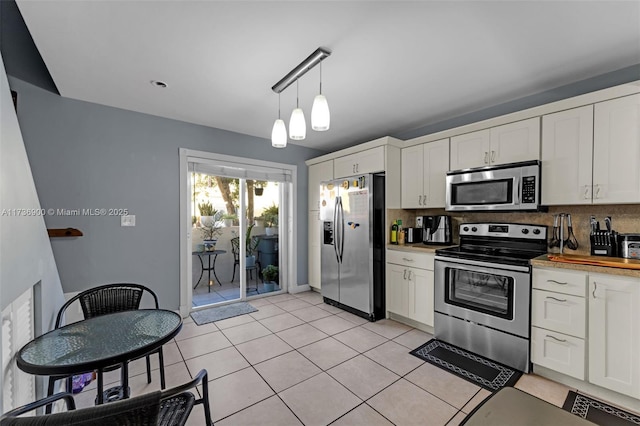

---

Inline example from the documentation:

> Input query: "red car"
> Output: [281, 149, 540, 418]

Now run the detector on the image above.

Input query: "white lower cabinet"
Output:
[531, 267, 587, 380]
[589, 273, 640, 398]
[531, 327, 586, 380]
[532, 267, 640, 397]
[386, 250, 434, 327]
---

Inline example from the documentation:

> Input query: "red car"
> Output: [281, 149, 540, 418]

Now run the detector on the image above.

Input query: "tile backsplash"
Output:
[388, 205, 640, 256]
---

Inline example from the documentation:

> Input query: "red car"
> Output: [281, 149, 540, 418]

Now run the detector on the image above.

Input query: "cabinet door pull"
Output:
[592, 282, 597, 299]
[583, 185, 590, 199]
[491, 150, 496, 163]
[546, 334, 568, 343]
[423, 194, 427, 204]
[407, 270, 413, 281]
[595, 184, 600, 199]
[418, 195, 422, 206]
[352, 164, 356, 173]
[403, 269, 407, 280]
[402, 257, 415, 262]
[547, 279, 567, 285]
[546, 296, 567, 303]
[484, 152, 489, 164]
[356, 163, 359, 173]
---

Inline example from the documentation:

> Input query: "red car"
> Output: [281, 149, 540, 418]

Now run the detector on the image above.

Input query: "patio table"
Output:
[16, 309, 182, 405]
[193, 249, 227, 291]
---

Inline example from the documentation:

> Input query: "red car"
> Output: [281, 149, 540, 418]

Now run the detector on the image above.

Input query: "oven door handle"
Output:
[434, 256, 531, 273]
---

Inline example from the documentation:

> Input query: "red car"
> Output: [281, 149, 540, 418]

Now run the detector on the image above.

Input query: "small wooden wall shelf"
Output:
[47, 228, 83, 238]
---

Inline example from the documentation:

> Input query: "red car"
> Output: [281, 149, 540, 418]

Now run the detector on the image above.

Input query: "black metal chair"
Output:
[0, 369, 213, 426]
[230, 236, 261, 287]
[47, 283, 167, 406]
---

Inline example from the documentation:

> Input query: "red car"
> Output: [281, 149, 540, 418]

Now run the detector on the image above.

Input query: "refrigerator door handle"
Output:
[333, 197, 340, 264]
[338, 196, 345, 263]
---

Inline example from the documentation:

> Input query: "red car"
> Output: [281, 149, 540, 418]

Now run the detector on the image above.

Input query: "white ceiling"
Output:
[16, 1, 640, 152]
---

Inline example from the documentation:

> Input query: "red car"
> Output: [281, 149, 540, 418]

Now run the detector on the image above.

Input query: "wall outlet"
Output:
[121, 215, 135, 227]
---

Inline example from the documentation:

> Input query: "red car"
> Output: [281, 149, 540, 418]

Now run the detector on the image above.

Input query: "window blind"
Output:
[188, 161, 292, 183]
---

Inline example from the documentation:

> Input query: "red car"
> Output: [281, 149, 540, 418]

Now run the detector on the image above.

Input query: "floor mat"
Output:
[563, 391, 640, 426]
[410, 339, 522, 392]
[190, 302, 257, 325]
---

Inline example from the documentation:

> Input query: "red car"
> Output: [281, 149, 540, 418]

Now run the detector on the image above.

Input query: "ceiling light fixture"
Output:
[311, 62, 330, 131]
[270, 47, 331, 146]
[289, 80, 306, 140]
[271, 93, 287, 148]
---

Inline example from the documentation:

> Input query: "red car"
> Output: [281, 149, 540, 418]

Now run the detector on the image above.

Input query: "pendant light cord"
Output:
[319, 62, 323, 95]
[296, 80, 300, 108]
[278, 93, 281, 119]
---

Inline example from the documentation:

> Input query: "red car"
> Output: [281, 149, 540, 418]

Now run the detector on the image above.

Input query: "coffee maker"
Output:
[421, 215, 452, 245]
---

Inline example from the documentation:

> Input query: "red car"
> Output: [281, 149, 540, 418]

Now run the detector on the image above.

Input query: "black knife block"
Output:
[590, 232, 618, 257]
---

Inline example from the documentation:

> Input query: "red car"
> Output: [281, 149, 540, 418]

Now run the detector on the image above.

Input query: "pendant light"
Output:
[271, 93, 287, 148]
[311, 62, 330, 131]
[289, 80, 306, 140]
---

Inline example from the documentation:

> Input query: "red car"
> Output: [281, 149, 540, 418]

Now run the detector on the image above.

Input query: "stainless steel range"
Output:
[434, 222, 547, 373]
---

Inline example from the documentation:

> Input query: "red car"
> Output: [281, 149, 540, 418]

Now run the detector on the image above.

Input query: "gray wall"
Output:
[11, 76, 324, 309]
[0, 55, 65, 410]
[395, 64, 640, 141]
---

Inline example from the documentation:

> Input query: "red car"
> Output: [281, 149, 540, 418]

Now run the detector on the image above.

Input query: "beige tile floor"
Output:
[72, 290, 576, 425]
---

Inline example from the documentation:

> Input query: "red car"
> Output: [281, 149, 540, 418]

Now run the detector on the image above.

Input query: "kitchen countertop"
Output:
[386, 243, 456, 253]
[531, 254, 640, 279]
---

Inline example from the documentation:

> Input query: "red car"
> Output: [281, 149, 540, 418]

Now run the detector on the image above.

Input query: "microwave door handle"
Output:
[515, 178, 520, 205]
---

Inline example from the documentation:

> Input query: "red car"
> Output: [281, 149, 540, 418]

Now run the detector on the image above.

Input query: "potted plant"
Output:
[245, 224, 260, 267]
[200, 207, 222, 251]
[262, 203, 279, 236]
[262, 265, 279, 292]
[198, 201, 216, 227]
[222, 213, 236, 227]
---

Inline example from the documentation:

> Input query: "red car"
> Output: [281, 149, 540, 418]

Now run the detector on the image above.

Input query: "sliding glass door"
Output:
[179, 150, 294, 314]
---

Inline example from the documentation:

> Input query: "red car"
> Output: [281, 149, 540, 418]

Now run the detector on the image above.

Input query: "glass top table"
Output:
[17, 309, 182, 404]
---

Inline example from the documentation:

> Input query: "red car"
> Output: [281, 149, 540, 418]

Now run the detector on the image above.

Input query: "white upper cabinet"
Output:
[542, 94, 640, 205]
[450, 118, 540, 170]
[401, 139, 449, 208]
[593, 94, 640, 204]
[541, 105, 594, 205]
[334, 146, 385, 178]
[490, 117, 541, 165]
[450, 129, 491, 170]
[308, 160, 334, 211]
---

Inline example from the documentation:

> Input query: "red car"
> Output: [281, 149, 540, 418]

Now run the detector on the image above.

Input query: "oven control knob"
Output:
[471, 227, 477, 232]
[533, 229, 541, 235]
[521, 228, 529, 235]
[463, 226, 469, 232]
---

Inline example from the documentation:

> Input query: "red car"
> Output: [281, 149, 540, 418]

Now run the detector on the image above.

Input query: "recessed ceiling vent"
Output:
[150, 80, 167, 88]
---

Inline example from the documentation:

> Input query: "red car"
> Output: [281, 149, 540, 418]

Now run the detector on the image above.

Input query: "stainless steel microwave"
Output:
[445, 160, 542, 211]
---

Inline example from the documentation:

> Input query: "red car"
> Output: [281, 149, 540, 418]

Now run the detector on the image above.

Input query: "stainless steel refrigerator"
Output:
[320, 174, 385, 321]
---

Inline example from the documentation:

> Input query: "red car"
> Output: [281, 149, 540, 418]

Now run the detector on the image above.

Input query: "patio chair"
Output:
[47, 283, 167, 407]
[0, 369, 213, 426]
[230, 236, 261, 286]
